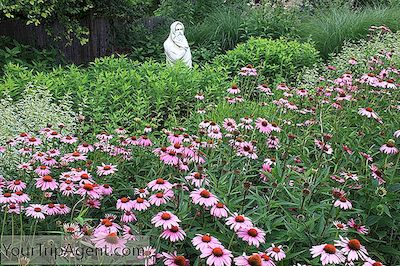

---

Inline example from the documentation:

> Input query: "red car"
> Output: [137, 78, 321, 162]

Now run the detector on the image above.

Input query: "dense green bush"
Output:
[0, 37, 60, 74]
[0, 56, 229, 132]
[214, 37, 320, 83]
[239, 3, 301, 41]
[298, 4, 400, 58]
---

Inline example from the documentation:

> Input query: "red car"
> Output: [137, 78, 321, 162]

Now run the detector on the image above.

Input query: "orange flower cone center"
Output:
[161, 213, 171, 220]
[348, 239, 361, 250]
[212, 247, 223, 257]
[248, 254, 262, 266]
[43, 175, 53, 182]
[323, 244, 336, 254]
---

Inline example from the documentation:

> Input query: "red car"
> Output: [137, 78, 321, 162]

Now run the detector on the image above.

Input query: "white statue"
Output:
[164, 21, 192, 68]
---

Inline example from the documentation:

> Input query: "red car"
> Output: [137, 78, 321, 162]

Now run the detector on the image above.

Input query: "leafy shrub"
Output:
[239, 3, 301, 41]
[298, 4, 400, 58]
[0, 83, 77, 143]
[214, 37, 320, 83]
[0, 57, 229, 133]
[0, 36, 60, 74]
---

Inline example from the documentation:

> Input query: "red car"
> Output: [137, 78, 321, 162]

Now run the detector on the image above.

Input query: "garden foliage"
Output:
[214, 37, 320, 83]
[0, 57, 229, 132]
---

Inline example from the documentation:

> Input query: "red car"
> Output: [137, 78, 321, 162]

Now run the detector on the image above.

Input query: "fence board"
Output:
[0, 17, 114, 64]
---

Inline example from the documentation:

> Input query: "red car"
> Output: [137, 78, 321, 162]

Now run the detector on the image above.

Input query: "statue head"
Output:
[169, 21, 189, 48]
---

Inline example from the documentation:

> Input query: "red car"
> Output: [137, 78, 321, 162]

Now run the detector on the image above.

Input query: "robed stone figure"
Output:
[164, 21, 192, 68]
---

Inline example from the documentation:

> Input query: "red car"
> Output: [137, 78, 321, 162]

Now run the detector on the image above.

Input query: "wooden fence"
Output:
[0, 17, 114, 64]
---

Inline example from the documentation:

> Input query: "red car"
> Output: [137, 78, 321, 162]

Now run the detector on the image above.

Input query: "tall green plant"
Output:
[298, 5, 400, 58]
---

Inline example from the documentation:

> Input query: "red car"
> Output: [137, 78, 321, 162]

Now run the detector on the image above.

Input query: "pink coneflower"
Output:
[132, 197, 151, 211]
[333, 221, 348, 231]
[235, 253, 268, 266]
[17, 163, 32, 171]
[138, 135, 152, 146]
[57, 204, 70, 215]
[358, 107, 379, 119]
[342, 145, 353, 155]
[137, 246, 157, 266]
[340, 172, 358, 181]
[161, 226, 186, 242]
[122, 225, 137, 240]
[208, 129, 223, 139]
[330, 175, 345, 183]
[149, 190, 174, 206]
[195, 93, 205, 100]
[237, 227, 265, 247]
[77, 143, 94, 153]
[257, 84, 273, 95]
[239, 65, 257, 76]
[162, 252, 189, 266]
[185, 172, 209, 188]
[25, 204, 47, 219]
[192, 234, 221, 252]
[35, 175, 58, 191]
[94, 218, 122, 234]
[310, 244, 345, 265]
[35, 165, 51, 176]
[277, 83, 289, 91]
[267, 136, 280, 149]
[315, 140, 333, 155]
[200, 244, 233, 266]
[227, 84, 241, 94]
[148, 178, 173, 191]
[47, 149, 61, 157]
[76, 182, 101, 199]
[42, 157, 57, 166]
[379, 140, 398, 154]
[134, 188, 149, 198]
[68, 151, 87, 162]
[151, 211, 181, 230]
[225, 213, 253, 231]
[116, 197, 135, 211]
[370, 164, 385, 184]
[210, 202, 229, 218]
[334, 236, 368, 261]
[86, 199, 101, 209]
[13, 191, 30, 203]
[347, 218, 368, 235]
[363, 258, 385, 266]
[349, 58, 357, 65]
[100, 184, 113, 196]
[96, 163, 118, 176]
[61, 135, 78, 144]
[190, 188, 219, 207]
[0, 192, 17, 204]
[46, 203, 61, 215]
[255, 118, 270, 134]
[26, 136, 42, 146]
[334, 197, 352, 210]
[266, 244, 286, 261]
[46, 130, 61, 139]
[296, 89, 309, 97]
[223, 118, 237, 133]
[238, 117, 253, 130]
[394, 130, 400, 138]
[7, 180, 26, 192]
[121, 211, 137, 223]
[91, 232, 127, 255]
[115, 127, 127, 135]
[63, 223, 80, 234]
[19, 147, 32, 155]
